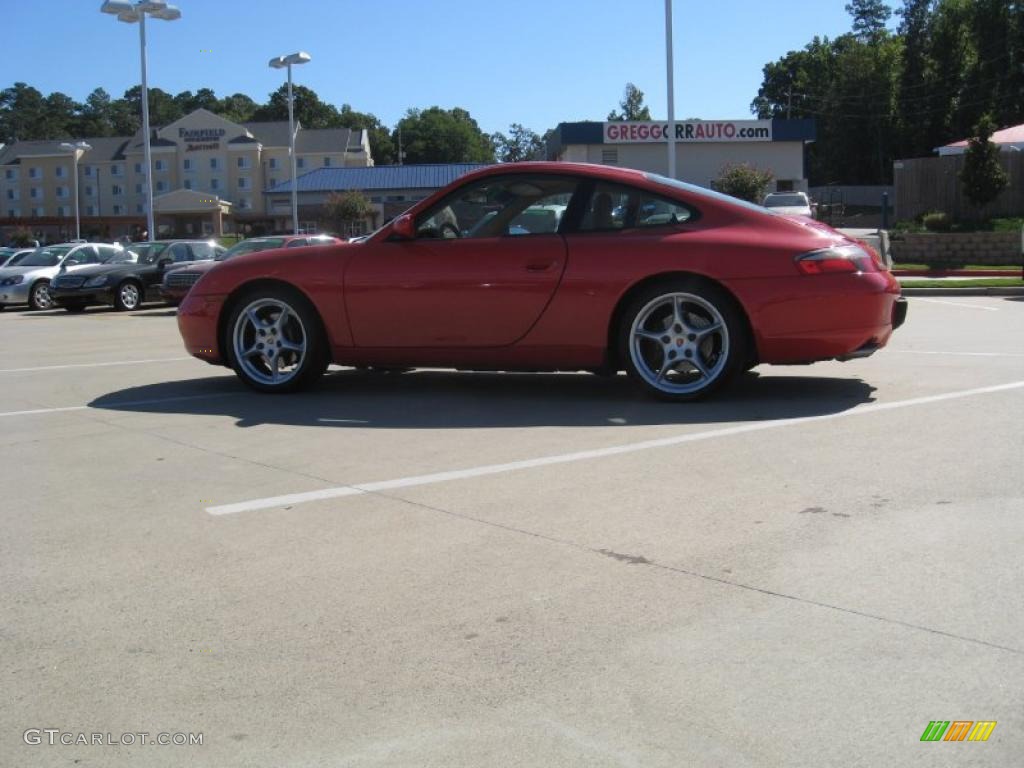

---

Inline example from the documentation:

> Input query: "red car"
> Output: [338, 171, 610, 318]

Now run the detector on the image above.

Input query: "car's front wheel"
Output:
[114, 281, 142, 311]
[28, 280, 52, 311]
[226, 287, 327, 393]
[618, 278, 745, 401]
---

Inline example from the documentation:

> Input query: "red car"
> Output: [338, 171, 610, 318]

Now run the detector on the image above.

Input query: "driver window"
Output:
[416, 176, 577, 240]
[169, 243, 191, 262]
[68, 246, 98, 264]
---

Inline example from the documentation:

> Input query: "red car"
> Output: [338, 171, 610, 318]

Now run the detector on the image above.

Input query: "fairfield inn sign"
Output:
[603, 120, 772, 143]
[179, 127, 227, 152]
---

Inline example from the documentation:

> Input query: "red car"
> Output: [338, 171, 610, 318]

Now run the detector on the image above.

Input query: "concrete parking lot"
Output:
[2, 296, 1022, 767]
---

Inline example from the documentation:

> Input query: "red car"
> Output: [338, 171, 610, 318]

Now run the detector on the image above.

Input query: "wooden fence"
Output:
[894, 152, 1023, 221]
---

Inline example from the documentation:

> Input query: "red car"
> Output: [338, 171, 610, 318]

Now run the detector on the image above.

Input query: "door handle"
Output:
[525, 260, 556, 272]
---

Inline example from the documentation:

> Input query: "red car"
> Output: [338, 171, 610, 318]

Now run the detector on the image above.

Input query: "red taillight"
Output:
[795, 245, 877, 275]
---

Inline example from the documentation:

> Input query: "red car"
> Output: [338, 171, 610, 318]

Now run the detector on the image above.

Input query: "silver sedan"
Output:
[0, 243, 125, 311]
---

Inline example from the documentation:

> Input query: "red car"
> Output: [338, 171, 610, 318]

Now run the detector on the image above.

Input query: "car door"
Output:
[344, 174, 578, 348]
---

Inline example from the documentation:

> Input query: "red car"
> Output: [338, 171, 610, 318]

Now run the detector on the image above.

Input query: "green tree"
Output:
[846, 0, 892, 37]
[335, 104, 395, 165]
[41, 92, 81, 138]
[252, 84, 339, 128]
[607, 83, 652, 121]
[714, 163, 774, 203]
[322, 190, 373, 234]
[0, 82, 48, 141]
[218, 93, 258, 123]
[77, 88, 116, 137]
[121, 86, 182, 127]
[960, 114, 1008, 211]
[492, 123, 545, 162]
[395, 106, 495, 164]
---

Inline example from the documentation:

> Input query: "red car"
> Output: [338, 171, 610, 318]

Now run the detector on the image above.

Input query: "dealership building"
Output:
[547, 118, 817, 192]
[0, 108, 372, 242]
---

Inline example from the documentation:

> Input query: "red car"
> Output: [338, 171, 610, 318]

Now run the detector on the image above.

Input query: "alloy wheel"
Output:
[232, 298, 308, 386]
[629, 292, 730, 395]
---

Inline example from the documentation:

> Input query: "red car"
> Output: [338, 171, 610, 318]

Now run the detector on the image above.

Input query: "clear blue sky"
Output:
[7, 1, 869, 134]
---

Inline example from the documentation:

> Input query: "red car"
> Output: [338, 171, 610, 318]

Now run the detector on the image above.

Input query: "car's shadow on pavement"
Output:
[88, 368, 877, 429]
[16, 304, 174, 317]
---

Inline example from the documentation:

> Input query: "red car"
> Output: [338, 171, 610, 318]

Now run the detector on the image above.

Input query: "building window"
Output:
[297, 158, 305, 169]
[237, 177, 249, 190]
[29, 167, 41, 179]
[84, 185, 94, 197]
[237, 156, 251, 169]
[5, 189, 17, 201]
[155, 159, 166, 172]
[136, 204, 144, 213]
[33, 206, 45, 217]
[86, 205, 96, 216]
[111, 164, 122, 176]
[112, 185, 123, 196]
[369, 196, 381, 203]
[209, 158, 219, 170]
[56, 186, 69, 199]
[601, 149, 618, 165]
[323, 156, 332, 167]
[238, 198, 250, 210]
[269, 158, 279, 170]
[57, 205, 68, 217]
[184, 179, 192, 190]
[183, 158, 193, 172]
[56, 166, 66, 178]
[210, 178, 220, 191]
[269, 178, 278, 188]
[156, 180, 167, 192]
[8, 209, 20, 218]
[83, 166, 93, 177]
[112, 204, 123, 215]
[4, 168, 17, 181]
[135, 183, 143, 194]
[30, 187, 40, 199]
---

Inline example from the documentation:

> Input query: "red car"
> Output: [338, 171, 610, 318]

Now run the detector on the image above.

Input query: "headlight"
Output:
[1, 275, 25, 286]
[83, 275, 109, 288]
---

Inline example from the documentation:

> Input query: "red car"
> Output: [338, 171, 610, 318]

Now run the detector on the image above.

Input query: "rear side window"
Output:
[285, 238, 309, 248]
[578, 183, 695, 232]
[169, 243, 192, 262]
[190, 242, 216, 260]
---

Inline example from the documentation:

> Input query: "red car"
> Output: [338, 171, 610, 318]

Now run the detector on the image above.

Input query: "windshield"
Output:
[125, 243, 168, 264]
[217, 238, 285, 261]
[644, 173, 779, 216]
[18, 246, 73, 267]
[5, 251, 31, 266]
[764, 193, 809, 207]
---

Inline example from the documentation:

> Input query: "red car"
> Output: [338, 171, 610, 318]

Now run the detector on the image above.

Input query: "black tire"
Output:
[224, 285, 328, 393]
[63, 302, 87, 313]
[617, 277, 746, 402]
[28, 280, 53, 311]
[113, 280, 143, 311]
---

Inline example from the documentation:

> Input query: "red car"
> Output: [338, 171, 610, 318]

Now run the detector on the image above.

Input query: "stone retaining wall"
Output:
[887, 231, 1022, 266]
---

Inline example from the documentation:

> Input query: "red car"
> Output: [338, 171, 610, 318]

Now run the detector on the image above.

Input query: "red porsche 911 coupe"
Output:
[177, 162, 906, 401]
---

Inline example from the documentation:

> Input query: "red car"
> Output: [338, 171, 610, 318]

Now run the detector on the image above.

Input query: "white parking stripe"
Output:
[0, 392, 238, 418]
[0, 357, 191, 373]
[911, 298, 999, 311]
[907, 350, 1024, 358]
[206, 379, 1024, 516]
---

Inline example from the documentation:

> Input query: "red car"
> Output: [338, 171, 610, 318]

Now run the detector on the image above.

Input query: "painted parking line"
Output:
[0, 391, 239, 418]
[910, 298, 1000, 311]
[906, 350, 1024, 358]
[0, 357, 191, 373]
[206, 379, 1024, 516]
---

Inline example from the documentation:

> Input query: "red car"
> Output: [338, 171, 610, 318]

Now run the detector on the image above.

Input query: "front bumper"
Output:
[177, 291, 226, 364]
[50, 285, 116, 306]
[0, 281, 31, 305]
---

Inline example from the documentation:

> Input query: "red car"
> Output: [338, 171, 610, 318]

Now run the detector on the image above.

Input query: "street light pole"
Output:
[665, 0, 677, 180]
[60, 142, 92, 240]
[100, 1, 182, 244]
[269, 52, 311, 235]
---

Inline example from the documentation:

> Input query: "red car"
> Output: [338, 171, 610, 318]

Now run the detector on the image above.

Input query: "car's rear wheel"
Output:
[618, 279, 745, 401]
[28, 280, 52, 311]
[114, 281, 142, 311]
[226, 287, 327, 393]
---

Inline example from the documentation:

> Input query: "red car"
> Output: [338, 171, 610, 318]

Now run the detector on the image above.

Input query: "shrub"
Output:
[922, 212, 952, 232]
[960, 114, 1009, 210]
[714, 163, 774, 204]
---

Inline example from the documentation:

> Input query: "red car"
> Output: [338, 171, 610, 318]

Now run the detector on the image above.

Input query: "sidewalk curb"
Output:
[900, 287, 1024, 297]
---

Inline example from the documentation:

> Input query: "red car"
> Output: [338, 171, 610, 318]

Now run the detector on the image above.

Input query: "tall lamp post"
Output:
[59, 141, 92, 241]
[269, 51, 311, 235]
[100, 1, 182, 243]
[664, 0, 676, 179]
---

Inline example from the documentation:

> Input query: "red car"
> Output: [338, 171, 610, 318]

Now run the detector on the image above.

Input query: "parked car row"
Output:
[0, 235, 341, 312]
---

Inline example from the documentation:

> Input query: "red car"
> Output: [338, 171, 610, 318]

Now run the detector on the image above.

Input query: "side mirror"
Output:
[158, 257, 173, 269]
[391, 214, 415, 240]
